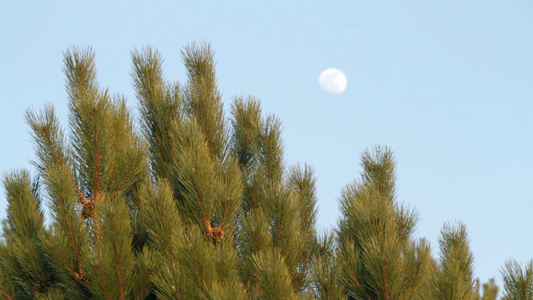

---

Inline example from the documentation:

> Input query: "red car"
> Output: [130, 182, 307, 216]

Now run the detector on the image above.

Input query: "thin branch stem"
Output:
[135, 269, 152, 300]
[95, 262, 112, 300]
[189, 243, 207, 293]
[382, 259, 390, 300]
[113, 244, 125, 300]
[0, 282, 13, 300]
[93, 106, 101, 203]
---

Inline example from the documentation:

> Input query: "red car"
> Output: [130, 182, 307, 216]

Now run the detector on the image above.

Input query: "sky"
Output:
[1, 0, 532, 288]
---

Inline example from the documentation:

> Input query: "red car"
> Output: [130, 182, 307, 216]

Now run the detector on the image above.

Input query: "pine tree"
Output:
[0, 171, 52, 299]
[0, 42, 322, 299]
[132, 43, 321, 298]
[336, 146, 433, 299]
[0, 41, 515, 300]
[431, 222, 477, 299]
[230, 96, 319, 298]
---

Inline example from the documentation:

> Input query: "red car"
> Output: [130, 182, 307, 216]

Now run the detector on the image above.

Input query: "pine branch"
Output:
[25, 248, 46, 289]
[133, 47, 180, 180]
[87, 199, 138, 299]
[140, 180, 181, 265]
[190, 168, 211, 239]
[188, 164, 228, 241]
[158, 210, 178, 264]
[219, 196, 231, 229]
[230, 96, 262, 171]
[55, 174, 86, 283]
[109, 157, 138, 200]
[38, 123, 89, 206]
[42, 165, 91, 292]
[182, 42, 226, 160]
[47, 242, 84, 286]
[188, 243, 207, 294]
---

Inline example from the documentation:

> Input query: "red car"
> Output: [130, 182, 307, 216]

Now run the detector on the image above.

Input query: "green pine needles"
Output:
[0, 42, 525, 299]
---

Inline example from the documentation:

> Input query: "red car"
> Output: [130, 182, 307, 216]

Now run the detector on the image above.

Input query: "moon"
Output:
[319, 68, 347, 94]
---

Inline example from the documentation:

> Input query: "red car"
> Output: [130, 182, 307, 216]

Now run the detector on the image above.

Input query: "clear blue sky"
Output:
[1, 0, 532, 288]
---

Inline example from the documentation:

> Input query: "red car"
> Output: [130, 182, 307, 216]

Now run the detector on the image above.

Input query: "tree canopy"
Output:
[0, 42, 524, 299]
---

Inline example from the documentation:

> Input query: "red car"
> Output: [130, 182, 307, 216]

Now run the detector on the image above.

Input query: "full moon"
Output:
[319, 68, 347, 94]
